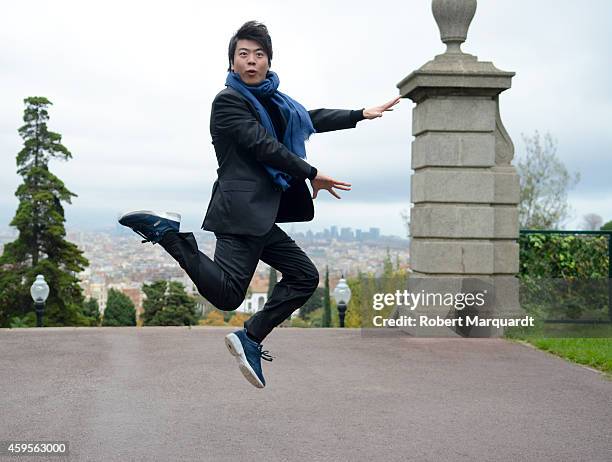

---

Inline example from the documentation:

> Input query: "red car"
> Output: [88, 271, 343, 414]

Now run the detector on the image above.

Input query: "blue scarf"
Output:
[225, 70, 315, 191]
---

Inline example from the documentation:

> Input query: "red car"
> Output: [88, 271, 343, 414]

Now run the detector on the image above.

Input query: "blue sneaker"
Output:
[118, 210, 181, 245]
[225, 329, 273, 389]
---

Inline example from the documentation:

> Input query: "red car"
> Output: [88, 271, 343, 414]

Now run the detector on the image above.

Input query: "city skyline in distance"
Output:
[0, 204, 411, 240]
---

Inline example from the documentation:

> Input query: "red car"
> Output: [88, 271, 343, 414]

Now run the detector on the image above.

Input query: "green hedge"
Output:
[519, 233, 610, 321]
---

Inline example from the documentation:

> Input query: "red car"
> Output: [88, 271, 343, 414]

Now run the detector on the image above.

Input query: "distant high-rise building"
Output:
[369, 227, 380, 239]
[340, 227, 353, 241]
[355, 229, 363, 241]
[330, 226, 338, 239]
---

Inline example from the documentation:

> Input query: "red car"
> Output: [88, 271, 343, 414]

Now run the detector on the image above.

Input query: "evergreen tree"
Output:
[299, 287, 325, 318]
[601, 220, 612, 231]
[142, 281, 166, 324]
[142, 280, 198, 326]
[0, 97, 88, 327]
[102, 288, 136, 326]
[322, 266, 331, 327]
[344, 277, 363, 328]
[383, 247, 394, 277]
[82, 297, 101, 326]
[267, 267, 278, 299]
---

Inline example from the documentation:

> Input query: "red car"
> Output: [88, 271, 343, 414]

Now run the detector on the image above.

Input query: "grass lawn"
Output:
[506, 324, 612, 376]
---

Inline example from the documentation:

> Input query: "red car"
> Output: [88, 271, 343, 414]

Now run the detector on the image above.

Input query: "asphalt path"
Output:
[1, 327, 610, 461]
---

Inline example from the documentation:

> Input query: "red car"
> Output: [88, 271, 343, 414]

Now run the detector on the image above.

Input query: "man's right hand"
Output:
[309, 172, 352, 199]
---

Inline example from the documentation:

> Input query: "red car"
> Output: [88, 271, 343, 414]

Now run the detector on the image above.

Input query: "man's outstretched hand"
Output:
[310, 173, 351, 199]
[363, 96, 401, 119]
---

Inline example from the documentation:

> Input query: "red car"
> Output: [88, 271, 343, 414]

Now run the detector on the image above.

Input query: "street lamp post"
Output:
[332, 274, 352, 328]
[30, 274, 50, 327]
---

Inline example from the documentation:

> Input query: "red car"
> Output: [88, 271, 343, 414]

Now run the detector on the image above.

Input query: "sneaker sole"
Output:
[119, 210, 181, 224]
[224, 333, 265, 389]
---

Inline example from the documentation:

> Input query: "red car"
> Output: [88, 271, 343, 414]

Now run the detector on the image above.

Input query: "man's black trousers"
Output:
[159, 225, 319, 342]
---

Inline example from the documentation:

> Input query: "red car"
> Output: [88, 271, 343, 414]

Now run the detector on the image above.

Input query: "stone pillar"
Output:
[397, 0, 520, 336]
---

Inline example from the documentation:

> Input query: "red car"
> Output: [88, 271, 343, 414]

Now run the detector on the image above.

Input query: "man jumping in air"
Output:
[119, 21, 399, 388]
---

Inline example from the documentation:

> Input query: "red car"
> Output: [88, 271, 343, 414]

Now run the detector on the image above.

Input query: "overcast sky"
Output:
[1, 0, 611, 237]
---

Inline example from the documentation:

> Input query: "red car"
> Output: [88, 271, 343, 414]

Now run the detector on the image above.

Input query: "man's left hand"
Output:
[310, 172, 351, 199]
[363, 96, 401, 120]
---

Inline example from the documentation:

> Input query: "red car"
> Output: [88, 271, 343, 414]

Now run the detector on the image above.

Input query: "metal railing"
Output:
[519, 229, 612, 323]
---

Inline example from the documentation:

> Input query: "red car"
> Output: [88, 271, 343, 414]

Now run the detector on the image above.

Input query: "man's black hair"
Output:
[228, 21, 273, 71]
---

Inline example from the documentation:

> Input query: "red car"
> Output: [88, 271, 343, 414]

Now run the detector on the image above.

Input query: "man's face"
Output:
[231, 39, 270, 85]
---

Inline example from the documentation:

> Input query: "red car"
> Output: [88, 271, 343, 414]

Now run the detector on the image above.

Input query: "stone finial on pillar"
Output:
[397, 0, 521, 337]
[432, 0, 477, 54]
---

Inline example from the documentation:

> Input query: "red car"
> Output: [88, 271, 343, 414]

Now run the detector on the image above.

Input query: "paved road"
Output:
[1, 327, 610, 461]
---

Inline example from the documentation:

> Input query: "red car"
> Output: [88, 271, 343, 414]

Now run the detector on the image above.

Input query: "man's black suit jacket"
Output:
[201, 87, 359, 236]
